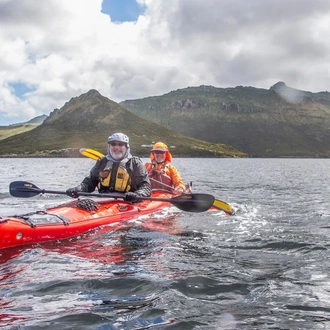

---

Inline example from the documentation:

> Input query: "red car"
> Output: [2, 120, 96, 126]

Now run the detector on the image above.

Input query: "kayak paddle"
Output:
[79, 148, 104, 160]
[79, 148, 234, 215]
[149, 178, 234, 215]
[9, 181, 215, 213]
[212, 199, 234, 215]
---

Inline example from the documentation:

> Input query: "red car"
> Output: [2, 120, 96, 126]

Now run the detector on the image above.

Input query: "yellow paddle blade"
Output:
[79, 148, 104, 160]
[213, 199, 234, 215]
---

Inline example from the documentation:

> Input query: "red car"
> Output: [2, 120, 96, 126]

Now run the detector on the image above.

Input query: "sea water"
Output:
[0, 158, 330, 329]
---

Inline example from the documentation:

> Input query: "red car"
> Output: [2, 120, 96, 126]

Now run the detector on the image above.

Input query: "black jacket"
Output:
[80, 156, 151, 197]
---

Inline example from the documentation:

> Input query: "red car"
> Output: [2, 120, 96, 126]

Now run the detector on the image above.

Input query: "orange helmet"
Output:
[150, 142, 172, 163]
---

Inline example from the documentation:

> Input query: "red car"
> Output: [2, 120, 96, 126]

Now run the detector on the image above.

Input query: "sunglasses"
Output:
[110, 142, 126, 147]
[153, 150, 165, 154]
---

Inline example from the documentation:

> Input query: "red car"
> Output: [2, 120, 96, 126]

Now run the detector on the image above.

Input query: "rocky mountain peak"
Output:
[270, 81, 309, 103]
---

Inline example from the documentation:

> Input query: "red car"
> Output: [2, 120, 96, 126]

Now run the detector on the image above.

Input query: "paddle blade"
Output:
[213, 199, 234, 215]
[170, 193, 215, 212]
[80, 148, 104, 160]
[9, 181, 41, 198]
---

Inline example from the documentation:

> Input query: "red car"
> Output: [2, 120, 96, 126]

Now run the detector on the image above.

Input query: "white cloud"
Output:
[0, 85, 37, 122]
[1, 0, 330, 125]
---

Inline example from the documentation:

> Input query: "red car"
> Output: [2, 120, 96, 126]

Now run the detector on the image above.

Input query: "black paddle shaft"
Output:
[9, 181, 215, 213]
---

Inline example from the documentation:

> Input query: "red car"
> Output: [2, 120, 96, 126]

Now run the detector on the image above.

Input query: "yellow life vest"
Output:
[97, 160, 131, 193]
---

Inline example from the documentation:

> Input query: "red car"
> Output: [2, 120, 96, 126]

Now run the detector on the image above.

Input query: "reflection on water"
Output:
[0, 158, 330, 329]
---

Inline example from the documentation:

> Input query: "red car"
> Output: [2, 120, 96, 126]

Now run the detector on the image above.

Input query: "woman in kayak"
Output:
[144, 142, 186, 195]
[66, 133, 151, 203]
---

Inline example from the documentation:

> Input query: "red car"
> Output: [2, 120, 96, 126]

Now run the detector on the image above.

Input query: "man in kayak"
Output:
[66, 133, 151, 202]
[144, 142, 186, 195]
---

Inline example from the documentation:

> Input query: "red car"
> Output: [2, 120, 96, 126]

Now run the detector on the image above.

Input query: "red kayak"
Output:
[0, 181, 215, 250]
[0, 191, 178, 250]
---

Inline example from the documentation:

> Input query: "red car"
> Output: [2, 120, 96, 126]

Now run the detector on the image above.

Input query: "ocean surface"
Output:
[0, 158, 330, 330]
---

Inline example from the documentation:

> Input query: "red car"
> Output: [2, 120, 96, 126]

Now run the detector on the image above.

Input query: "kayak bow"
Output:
[0, 191, 169, 250]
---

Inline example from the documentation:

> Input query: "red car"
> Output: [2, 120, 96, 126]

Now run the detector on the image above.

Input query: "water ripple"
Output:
[1, 158, 330, 329]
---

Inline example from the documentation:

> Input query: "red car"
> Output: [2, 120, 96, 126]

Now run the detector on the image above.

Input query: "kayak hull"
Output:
[0, 192, 172, 250]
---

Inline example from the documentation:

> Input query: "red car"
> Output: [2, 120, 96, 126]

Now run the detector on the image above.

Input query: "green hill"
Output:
[120, 82, 330, 157]
[0, 115, 47, 141]
[0, 123, 40, 141]
[0, 90, 246, 158]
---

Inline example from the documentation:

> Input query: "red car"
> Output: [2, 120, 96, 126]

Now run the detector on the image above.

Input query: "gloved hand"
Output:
[124, 192, 139, 203]
[66, 186, 82, 198]
[173, 187, 184, 195]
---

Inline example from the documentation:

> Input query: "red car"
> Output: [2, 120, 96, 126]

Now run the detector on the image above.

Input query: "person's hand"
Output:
[66, 186, 81, 198]
[173, 187, 184, 195]
[124, 192, 139, 202]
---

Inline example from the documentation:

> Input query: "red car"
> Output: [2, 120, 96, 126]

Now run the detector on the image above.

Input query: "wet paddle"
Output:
[79, 148, 234, 215]
[212, 199, 234, 215]
[149, 178, 233, 214]
[9, 181, 215, 213]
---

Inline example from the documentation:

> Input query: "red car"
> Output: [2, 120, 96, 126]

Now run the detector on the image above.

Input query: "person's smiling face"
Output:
[153, 150, 165, 163]
[109, 141, 127, 160]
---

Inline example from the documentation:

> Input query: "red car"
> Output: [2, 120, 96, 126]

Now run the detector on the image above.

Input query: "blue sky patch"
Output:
[9, 82, 36, 99]
[102, 0, 146, 22]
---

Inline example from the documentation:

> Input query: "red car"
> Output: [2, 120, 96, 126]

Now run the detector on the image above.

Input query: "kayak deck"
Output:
[0, 192, 173, 250]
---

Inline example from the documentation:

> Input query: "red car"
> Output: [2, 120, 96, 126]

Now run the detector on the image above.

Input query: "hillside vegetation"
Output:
[0, 90, 246, 158]
[0, 115, 47, 141]
[0, 123, 40, 141]
[2, 82, 330, 158]
[120, 82, 330, 157]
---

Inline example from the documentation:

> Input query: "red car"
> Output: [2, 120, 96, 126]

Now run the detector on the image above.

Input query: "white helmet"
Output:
[108, 133, 129, 147]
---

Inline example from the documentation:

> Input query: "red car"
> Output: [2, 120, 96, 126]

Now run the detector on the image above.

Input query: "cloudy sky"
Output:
[1, 0, 330, 125]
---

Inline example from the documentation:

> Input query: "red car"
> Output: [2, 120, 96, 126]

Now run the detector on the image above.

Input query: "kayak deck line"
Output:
[12, 211, 71, 227]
